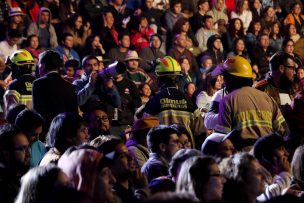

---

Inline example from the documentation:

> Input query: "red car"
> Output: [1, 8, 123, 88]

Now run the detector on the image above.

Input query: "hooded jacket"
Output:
[27, 7, 58, 48]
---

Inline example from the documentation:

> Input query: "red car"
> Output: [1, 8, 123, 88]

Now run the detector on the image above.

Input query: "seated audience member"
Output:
[141, 125, 181, 182]
[73, 55, 121, 114]
[55, 32, 81, 64]
[291, 145, 304, 190]
[24, 34, 43, 65]
[144, 192, 199, 203]
[40, 113, 89, 166]
[27, 7, 58, 49]
[176, 156, 226, 203]
[0, 29, 21, 58]
[169, 148, 202, 182]
[63, 59, 79, 83]
[220, 152, 266, 203]
[126, 117, 160, 169]
[97, 137, 149, 203]
[131, 16, 154, 53]
[124, 50, 152, 88]
[170, 123, 193, 149]
[14, 165, 69, 203]
[82, 34, 106, 58]
[5, 104, 28, 125]
[148, 176, 176, 195]
[138, 33, 165, 72]
[58, 147, 116, 203]
[201, 132, 236, 159]
[0, 124, 31, 203]
[201, 34, 224, 66]
[253, 133, 297, 201]
[108, 33, 131, 62]
[85, 107, 112, 140]
[15, 109, 46, 167]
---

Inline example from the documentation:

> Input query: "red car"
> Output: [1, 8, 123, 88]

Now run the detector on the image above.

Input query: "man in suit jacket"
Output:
[32, 50, 78, 131]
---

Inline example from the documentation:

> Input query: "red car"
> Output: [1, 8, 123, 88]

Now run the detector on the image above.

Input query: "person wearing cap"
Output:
[168, 34, 199, 75]
[255, 52, 296, 120]
[4, 49, 36, 114]
[200, 132, 235, 159]
[143, 56, 204, 147]
[7, 7, 27, 39]
[214, 56, 288, 147]
[126, 117, 160, 168]
[201, 34, 224, 66]
[124, 50, 152, 88]
[138, 33, 165, 72]
[253, 133, 299, 201]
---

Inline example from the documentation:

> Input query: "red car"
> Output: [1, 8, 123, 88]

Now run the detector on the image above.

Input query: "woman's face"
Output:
[178, 133, 191, 149]
[75, 125, 89, 145]
[254, 22, 261, 32]
[105, 12, 114, 27]
[236, 39, 245, 52]
[266, 7, 275, 18]
[245, 160, 265, 197]
[253, 0, 261, 9]
[214, 76, 222, 90]
[186, 83, 196, 96]
[181, 21, 190, 32]
[140, 18, 149, 28]
[30, 36, 39, 49]
[141, 84, 151, 97]
[273, 23, 280, 34]
[289, 25, 297, 36]
[12, 15, 23, 24]
[234, 19, 241, 31]
[242, 0, 249, 10]
[204, 163, 225, 202]
[181, 58, 191, 73]
[75, 16, 83, 30]
[92, 36, 100, 49]
[297, 68, 304, 80]
[284, 40, 294, 54]
[293, 4, 302, 15]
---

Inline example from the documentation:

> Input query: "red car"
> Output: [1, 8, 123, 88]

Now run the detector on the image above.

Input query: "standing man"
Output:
[32, 50, 78, 131]
[214, 56, 288, 148]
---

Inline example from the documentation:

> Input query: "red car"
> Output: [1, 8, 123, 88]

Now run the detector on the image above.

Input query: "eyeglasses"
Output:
[179, 140, 191, 148]
[95, 116, 109, 122]
[14, 145, 31, 152]
[284, 64, 296, 69]
[168, 139, 180, 146]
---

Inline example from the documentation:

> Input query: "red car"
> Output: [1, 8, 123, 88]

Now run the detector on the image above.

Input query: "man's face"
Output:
[127, 59, 139, 71]
[145, 0, 153, 9]
[12, 133, 31, 170]
[176, 34, 187, 48]
[40, 11, 50, 24]
[165, 133, 180, 159]
[7, 37, 20, 47]
[63, 36, 74, 49]
[95, 167, 116, 203]
[283, 58, 296, 82]
[204, 18, 213, 29]
[112, 143, 136, 176]
[151, 36, 161, 48]
[260, 35, 269, 48]
[89, 110, 110, 135]
[173, 3, 182, 14]
[120, 36, 130, 48]
[84, 58, 99, 74]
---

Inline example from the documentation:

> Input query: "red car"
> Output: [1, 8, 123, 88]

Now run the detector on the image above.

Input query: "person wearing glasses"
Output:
[176, 156, 226, 203]
[0, 124, 31, 203]
[255, 52, 296, 119]
[85, 107, 112, 141]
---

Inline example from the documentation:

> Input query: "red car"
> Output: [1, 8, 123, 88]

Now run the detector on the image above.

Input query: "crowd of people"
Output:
[1, 0, 304, 202]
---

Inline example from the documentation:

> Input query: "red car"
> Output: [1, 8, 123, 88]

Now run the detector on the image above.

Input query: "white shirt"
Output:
[0, 40, 17, 58]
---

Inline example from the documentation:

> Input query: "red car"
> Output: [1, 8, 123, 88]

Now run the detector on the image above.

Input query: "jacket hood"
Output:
[57, 149, 102, 197]
[37, 7, 52, 24]
[207, 34, 221, 49]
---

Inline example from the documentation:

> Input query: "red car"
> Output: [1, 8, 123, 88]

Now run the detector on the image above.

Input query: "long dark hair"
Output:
[227, 18, 245, 38]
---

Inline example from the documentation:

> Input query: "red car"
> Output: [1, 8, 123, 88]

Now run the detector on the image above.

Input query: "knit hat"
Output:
[9, 7, 24, 17]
